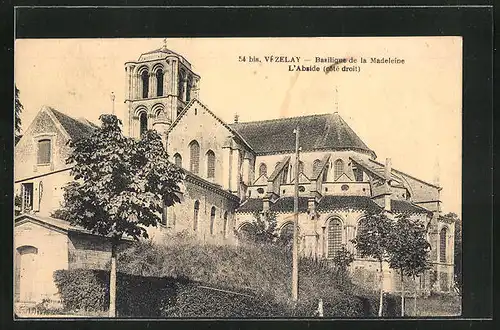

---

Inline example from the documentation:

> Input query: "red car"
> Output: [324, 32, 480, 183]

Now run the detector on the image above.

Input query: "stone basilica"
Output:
[14, 43, 455, 302]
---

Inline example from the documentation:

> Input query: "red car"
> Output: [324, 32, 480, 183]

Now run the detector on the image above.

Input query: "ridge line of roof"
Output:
[229, 112, 334, 126]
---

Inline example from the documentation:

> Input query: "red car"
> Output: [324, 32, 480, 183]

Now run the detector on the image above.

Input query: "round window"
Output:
[298, 186, 305, 192]
[257, 188, 264, 194]
[341, 184, 349, 191]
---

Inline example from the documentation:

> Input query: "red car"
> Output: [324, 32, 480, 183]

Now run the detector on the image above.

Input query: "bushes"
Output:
[53, 269, 108, 312]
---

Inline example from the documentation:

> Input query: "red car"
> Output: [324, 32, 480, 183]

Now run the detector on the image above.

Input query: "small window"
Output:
[22, 183, 34, 212]
[139, 112, 148, 137]
[37, 139, 51, 164]
[298, 186, 306, 192]
[440, 227, 447, 263]
[156, 69, 164, 97]
[206, 150, 216, 179]
[259, 163, 267, 177]
[341, 184, 349, 191]
[313, 159, 321, 175]
[210, 206, 216, 235]
[141, 71, 149, 99]
[334, 159, 344, 180]
[174, 153, 182, 167]
[189, 140, 200, 174]
[257, 187, 265, 194]
[193, 201, 200, 231]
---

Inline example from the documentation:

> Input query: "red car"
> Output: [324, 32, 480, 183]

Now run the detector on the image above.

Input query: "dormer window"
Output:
[37, 139, 51, 164]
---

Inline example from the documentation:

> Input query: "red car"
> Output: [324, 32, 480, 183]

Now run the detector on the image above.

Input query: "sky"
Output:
[14, 37, 462, 216]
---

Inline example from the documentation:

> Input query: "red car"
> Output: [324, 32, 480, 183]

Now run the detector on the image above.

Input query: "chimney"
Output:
[384, 157, 392, 212]
[234, 113, 239, 123]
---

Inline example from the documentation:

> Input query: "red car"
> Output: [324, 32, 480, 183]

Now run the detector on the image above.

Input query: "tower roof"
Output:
[228, 113, 376, 157]
[134, 46, 193, 69]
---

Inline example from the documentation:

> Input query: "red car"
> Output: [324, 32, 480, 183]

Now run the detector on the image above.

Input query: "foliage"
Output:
[351, 210, 392, 263]
[15, 85, 23, 139]
[61, 114, 184, 241]
[237, 211, 279, 244]
[53, 269, 108, 312]
[332, 246, 355, 287]
[387, 215, 431, 279]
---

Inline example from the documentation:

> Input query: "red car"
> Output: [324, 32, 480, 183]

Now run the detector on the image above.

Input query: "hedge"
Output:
[53, 269, 399, 317]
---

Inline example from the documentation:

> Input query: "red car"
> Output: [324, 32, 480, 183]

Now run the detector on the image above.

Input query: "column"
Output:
[243, 154, 251, 185]
[230, 149, 240, 194]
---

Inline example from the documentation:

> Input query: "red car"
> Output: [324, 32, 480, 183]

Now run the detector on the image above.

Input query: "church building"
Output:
[14, 42, 455, 302]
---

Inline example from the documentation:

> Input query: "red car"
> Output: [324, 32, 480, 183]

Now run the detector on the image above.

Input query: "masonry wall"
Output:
[154, 179, 240, 245]
[14, 222, 69, 303]
[67, 233, 114, 270]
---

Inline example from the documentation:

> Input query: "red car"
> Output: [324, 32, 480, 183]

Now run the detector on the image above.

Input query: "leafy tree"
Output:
[238, 211, 279, 244]
[351, 210, 393, 317]
[387, 215, 431, 316]
[332, 246, 355, 287]
[15, 85, 23, 143]
[61, 114, 184, 316]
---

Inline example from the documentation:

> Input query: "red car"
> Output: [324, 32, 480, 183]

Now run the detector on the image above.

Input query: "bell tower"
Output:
[123, 39, 201, 139]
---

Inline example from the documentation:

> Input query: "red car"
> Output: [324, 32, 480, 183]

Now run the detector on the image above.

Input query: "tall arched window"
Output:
[173, 153, 182, 167]
[440, 227, 447, 262]
[328, 218, 343, 258]
[210, 206, 216, 235]
[223, 212, 228, 238]
[334, 159, 344, 180]
[156, 69, 164, 96]
[259, 163, 267, 177]
[189, 140, 200, 174]
[139, 112, 148, 137]
[141, 70, 149, 99]
[193, 201, 200, 231]
[206, 150, 216, 179]
[312, 159, 321, 175]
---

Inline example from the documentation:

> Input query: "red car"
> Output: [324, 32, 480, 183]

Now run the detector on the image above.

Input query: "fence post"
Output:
[317, 299, 323, 317]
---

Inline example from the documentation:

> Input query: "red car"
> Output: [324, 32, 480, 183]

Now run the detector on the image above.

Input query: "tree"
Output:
[351, 210, 393, 317]
[61, 114, 184, 317]
[15, 85, 23, 143]
[332, 246, 355, 287]
[387, 214, 431, 316]
[238, 211, 279, 244]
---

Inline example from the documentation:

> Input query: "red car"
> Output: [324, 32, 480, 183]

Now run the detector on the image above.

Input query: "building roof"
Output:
[229, 113, 375, 157]
[47, 107, 97, 141]
[316, 195, 382, 212]
[390, 200, 432, 215]
[236, 197, 309, 213]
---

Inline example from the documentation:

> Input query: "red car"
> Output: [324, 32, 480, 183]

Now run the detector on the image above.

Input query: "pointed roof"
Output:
[228, 113, 376, 157]
[46, 107, 97, 141]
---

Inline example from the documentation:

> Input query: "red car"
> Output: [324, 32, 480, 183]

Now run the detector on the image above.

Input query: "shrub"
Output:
[53, 269, 108, 312]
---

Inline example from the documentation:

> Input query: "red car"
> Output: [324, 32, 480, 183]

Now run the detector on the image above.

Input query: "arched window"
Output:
[37, 139, 51, 164]
[206, 150, 216, 179]
[239, 223, 254, 241]
[280, 222, 294, 244]
[259, 163, 267, 177]
[440, 227, 447, 262]
[186, 78, 192, 102]
[327, 218, 343, 258]
[189, 140, 200, 174]
[210, 206, 216, 235]
[356, 218, 367, 257]
[193, 201, 200, 231]
[173, 153, 182, 167]
[141, 70, 149, 99]
[223, 212, 228, 238]
[334, 159, 344, 180]
[139, 112, 148, 137]
[312, 159, 321, 175]
[156, 69, 164, 97]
